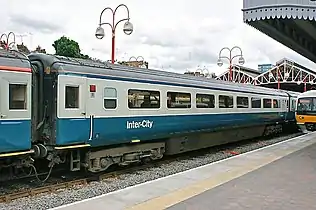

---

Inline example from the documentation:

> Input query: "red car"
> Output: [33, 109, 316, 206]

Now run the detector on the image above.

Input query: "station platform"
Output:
[52, 132, 316, 210]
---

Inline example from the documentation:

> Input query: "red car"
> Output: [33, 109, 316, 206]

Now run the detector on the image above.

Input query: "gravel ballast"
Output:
[0, 133, 302, 210]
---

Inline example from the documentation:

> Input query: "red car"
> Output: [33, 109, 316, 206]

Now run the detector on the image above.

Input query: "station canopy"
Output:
[216, 64, 261, 85]
[215, 58, 316, 92]
[217, 0, 316, 92]
[242, 0, 316, 68]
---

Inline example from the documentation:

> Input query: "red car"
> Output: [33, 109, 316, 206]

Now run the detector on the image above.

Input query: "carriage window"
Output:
[196, 94, 214, 108]
[263, 98, 272, 108]
[273, 99, 279, 108]
[9, 84, 27, 110]
[219, 95, 233, 108]
[167, 92, 191, 108]
[237, 96, 249, 108]
[128, 89, 160, 109]
[65, 86, 79, 108]
[104, 87, 117, 109]
[251, 97, 261, 108]
[291, 99, 296, 111]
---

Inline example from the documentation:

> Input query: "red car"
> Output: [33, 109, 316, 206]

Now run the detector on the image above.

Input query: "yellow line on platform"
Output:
[125, 148, 304, 210]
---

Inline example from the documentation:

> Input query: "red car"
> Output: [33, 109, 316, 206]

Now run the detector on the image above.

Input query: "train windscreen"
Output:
[296, 97, 316, 115]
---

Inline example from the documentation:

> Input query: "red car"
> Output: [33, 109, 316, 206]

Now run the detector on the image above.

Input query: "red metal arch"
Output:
[215, 58, 316, 92]
[253, 58, 316, 91]
[216, 65, 257, 84]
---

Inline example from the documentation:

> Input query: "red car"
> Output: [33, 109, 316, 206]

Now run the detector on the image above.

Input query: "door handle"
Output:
[0, 114, 6, 118]
[81, 112, 86, 116]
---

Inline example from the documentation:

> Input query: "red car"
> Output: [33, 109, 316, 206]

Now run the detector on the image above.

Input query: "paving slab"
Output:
[167, 142, 316, 210]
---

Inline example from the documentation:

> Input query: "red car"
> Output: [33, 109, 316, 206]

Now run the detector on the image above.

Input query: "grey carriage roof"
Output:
[28, 53, 293, 97]
[0, 49, 30, 68]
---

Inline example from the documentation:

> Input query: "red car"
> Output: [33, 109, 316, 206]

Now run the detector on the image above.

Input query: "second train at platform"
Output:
[295, 90, 316, 132]
[0, 49, 299, 175]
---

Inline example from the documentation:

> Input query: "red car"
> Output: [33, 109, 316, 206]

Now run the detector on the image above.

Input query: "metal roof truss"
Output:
[216, 66, 256, 84]
[254, 60, 316, 86]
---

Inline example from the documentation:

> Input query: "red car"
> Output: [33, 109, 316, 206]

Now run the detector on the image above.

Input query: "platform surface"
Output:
[52, 132, 316, 210]
[167, 141, 316, 210]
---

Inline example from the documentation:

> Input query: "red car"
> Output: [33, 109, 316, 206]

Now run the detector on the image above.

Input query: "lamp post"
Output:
[0, 32, 17, 50]
[16, 34, 27, 44]
[95, 4, 133, 64]
[129, 56, 147, 68]
[196, 66, 210, 77]
[217, 46, 245, 82]
[129, 56, 144, 62]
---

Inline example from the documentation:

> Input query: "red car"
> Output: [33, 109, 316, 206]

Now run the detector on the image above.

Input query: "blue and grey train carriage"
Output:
[26, 53, 298, 173]
[0, 49, 33, 164]
[1, 51, 299, 174]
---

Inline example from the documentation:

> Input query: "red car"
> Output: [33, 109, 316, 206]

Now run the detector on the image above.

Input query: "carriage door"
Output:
[57, 75, 90, 143]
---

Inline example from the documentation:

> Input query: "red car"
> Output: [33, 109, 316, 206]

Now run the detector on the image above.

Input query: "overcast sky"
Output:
[1, 0, 316, 75]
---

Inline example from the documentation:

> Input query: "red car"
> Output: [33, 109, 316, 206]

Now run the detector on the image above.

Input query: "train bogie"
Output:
[84, 142, 165, 172]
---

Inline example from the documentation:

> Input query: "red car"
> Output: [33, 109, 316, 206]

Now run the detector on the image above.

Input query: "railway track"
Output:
[0, 158, 176, 203]
[0, 179, 87, 203]
[0, 131, 303, 204]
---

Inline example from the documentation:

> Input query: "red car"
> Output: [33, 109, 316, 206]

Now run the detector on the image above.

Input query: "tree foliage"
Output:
[0, 41, 6, 49]
[17, 43, 30, 54]
[0, 41, 48, 55]
[52, 36, 90, 59]
[35, 45, 47, 53]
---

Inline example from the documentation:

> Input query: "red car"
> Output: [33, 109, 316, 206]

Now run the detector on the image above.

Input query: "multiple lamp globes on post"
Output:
[95, 21, 134, 39]
[0, 32, 18, 51]
[217, 46, 245, 82]
[94, 4, 134, 64]
[217, 56, 245, 67]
